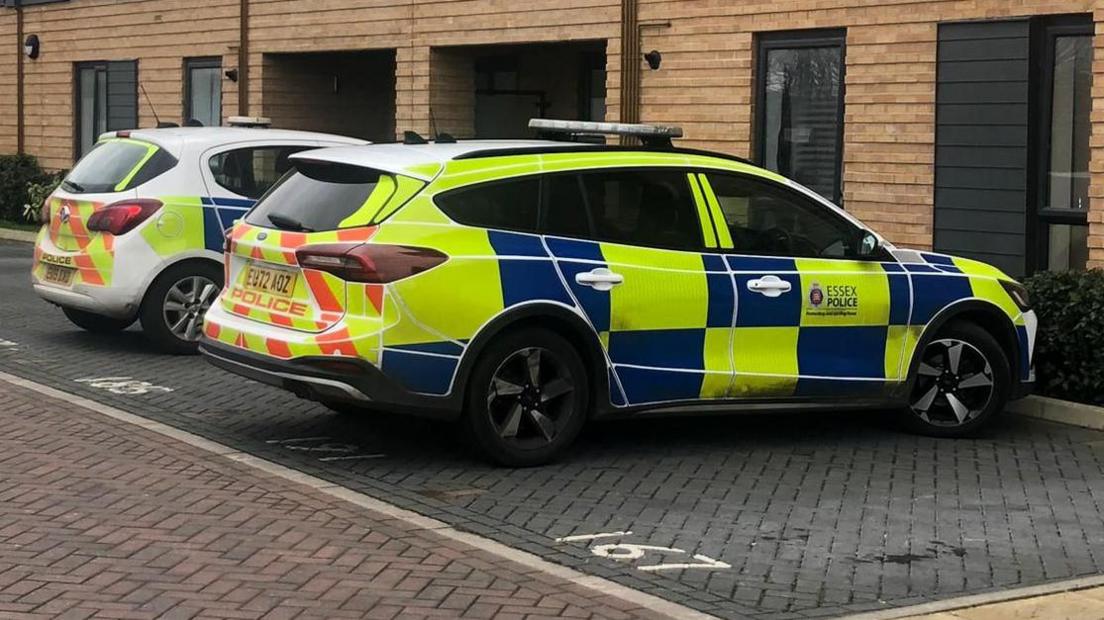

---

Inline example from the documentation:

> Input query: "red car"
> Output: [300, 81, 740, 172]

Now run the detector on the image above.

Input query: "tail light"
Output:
[295, 243, 447, 283]
[86, 199, 162, 235]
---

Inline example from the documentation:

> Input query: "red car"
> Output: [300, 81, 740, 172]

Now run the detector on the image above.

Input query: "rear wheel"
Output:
[62, 307, 134, 333]
[139, 261, 223, 355]
[899, 321, 1010, 437]
[464, 328, 589, 467]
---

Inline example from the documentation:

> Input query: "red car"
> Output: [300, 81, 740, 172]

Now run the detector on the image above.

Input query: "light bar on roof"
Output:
[529, 118, 683, 139]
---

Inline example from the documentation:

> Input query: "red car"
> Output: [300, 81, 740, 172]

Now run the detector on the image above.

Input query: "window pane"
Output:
[760, 44, 843, 202]
[435, 178, 540, 233]
[96, 69, 107, 136]
[188, 65, 222, 127]
[210, 146, 311, 199]
[1047, 223, 1089, 271]
[1047, 35, 1092, 212]
[541, 174, 591, 238]
[78, 68, 97, 158]
[705, 173, 856, 258]
[581, 169, 702, 250]
[245, 163, 381, 232]
[67, 140, 156, 193]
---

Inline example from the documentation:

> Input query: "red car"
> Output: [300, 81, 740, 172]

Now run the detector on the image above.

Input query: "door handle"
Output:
[747, 275, 791, 298]
[575, 268, 624, 292]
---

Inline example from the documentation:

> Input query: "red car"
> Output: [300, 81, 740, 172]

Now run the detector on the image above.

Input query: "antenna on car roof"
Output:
[138, 82, 162, 127]
[529, 118, 683, 148]
[403, 131, 428, 145]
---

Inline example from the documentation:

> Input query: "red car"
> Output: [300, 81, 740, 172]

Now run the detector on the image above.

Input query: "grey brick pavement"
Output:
[6, 240, 1104, 619]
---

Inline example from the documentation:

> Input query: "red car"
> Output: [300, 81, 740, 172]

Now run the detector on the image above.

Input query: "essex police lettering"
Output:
[823, 285, 858, 308]
[230, 287, 309, 317]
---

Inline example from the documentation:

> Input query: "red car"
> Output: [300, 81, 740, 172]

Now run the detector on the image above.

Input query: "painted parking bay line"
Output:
[0, 370, 716, 620]
[76, 376, 174, 395]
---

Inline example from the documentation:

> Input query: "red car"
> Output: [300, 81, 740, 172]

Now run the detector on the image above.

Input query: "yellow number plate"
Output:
[243, 264, 298, 299]
[43, 263, 76, 286]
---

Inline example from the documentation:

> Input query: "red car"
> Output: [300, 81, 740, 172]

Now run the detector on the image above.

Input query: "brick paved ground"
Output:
[9, 240, 1104, 619]
[0, 380, 674, 620]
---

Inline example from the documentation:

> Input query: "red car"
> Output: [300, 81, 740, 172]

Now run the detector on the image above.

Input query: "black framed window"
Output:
[75, 61, 137, 160]
[184, 57, 222, 127]
[755, 29, 846, 205]
[1036, 18, 1092, 272]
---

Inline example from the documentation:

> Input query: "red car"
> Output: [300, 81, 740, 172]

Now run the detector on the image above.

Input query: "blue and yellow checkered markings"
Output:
[887, 273, 911, 325]
[487, 231, 574, 308]
[796, 326, 887, 379]
[199, 196, 253, 252]
[725, 255, 797, 273]
[380, 348, 457, 395]
[910, 272, 973, 324]
[706, 271, 735, 328]
[546, 238, 611, 332]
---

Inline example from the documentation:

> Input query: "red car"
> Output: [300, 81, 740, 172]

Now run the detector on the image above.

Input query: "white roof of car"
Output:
[100, 127, 367, 157]
[290, 140, 601, 180]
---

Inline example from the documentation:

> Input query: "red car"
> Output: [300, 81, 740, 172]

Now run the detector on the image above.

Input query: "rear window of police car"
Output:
[64, 140, 176, 194]
[245, 161, 380, 232]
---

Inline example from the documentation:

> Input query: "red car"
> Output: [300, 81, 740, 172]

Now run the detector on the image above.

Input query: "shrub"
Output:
[0, 154, 54, 223]
[1023, 269, 1104, 405]
[22, 174, 66, 223]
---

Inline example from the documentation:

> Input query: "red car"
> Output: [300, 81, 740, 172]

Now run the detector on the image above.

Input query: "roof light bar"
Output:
[529, 118, 683, 147]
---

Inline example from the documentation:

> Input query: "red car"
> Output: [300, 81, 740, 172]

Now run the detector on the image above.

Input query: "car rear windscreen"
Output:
[64, 139, 172, 194]
[245, 162, 380, 232]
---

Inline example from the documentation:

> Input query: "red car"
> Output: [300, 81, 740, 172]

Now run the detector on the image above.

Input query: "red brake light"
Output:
[86, 199, 162, 235]
[295, 243, 447, 283]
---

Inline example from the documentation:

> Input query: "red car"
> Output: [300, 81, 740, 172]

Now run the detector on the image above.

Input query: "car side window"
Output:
[434, 177, 540, 233]
[579, 169, 703, 250]
[209, 146, 313, 199]
[540, 174, 592, 238]
[703, 172, 858, 259]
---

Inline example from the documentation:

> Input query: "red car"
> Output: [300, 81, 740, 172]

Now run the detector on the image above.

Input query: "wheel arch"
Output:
[452, 302, 613, 415]
[904, 299, 1021, 392]
[138, 252, 224, 309]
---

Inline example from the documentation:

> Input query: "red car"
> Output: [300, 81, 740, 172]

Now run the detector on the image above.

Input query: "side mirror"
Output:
[855, 231, 880, 258]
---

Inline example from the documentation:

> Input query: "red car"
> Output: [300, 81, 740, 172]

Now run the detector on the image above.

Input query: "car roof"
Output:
[99, 127, 368, 157]
[289, 140, 600, 180]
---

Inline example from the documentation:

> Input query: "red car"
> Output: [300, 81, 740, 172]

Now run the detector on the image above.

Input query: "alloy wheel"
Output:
[487, 347, 576, 449]
[910, 338, 994, 427]
[163, 275, 219, 342]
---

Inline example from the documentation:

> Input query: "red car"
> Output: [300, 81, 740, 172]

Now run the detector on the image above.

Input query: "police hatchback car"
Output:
[201, 120, 1037, 466]
[33, 125, 364, 353]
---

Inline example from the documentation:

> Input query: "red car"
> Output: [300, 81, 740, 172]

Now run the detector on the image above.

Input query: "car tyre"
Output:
[139, 261, 223, 355]
[898, 321, 1011, 438]
[464, 327, 589, 467]
[62, 307, 134, 333]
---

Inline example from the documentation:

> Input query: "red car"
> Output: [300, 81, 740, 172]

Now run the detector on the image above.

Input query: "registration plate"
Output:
[243, 264, 298, 298]
[43, 263, 76, 286]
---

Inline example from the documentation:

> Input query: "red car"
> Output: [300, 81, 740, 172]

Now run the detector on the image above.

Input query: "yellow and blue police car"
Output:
[200, 120, 1037, 466]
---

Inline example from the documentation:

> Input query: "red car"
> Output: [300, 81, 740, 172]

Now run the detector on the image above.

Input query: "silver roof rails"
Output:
[529, 119, 683, 147]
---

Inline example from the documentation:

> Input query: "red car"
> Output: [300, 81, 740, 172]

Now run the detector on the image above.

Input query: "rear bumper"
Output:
[33, 282, 139, 319]
[199, 339, 460, 420]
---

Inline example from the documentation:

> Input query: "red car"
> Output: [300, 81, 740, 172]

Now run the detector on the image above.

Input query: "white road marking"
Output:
[0, 371, 716, 620]
[318, 454, 386, 462]
[0, 339, 17, 348]
[75, 376, 173, 395]
[554, 531, 633, 543]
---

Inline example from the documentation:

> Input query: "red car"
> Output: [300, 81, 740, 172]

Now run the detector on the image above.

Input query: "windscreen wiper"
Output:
[61, 179, 85, 193]
[267, 213, 314, 233]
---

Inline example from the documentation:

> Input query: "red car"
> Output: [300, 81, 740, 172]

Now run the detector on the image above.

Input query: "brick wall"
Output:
[4, 0, 1104, 264]
[0, 10, 15, 155]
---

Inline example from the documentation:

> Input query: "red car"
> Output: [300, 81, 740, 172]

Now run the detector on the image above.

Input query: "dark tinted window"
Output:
[65, 140, 165, 194]
[245, 162, 381, 232]
[540, 174, 591, 238]
[581, 169, 702, 250]
[705, 173, 857, 258]
[210, 146, 312, 199]
[435, 178, 540, 232]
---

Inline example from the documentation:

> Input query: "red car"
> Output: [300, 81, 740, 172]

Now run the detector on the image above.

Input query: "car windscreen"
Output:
[244, 161, 380, 232]
[64, 139, 169, 194]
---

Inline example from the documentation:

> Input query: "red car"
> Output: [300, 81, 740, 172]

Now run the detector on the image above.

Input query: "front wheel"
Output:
[139, 262, 223, 355]
[62, 307, 134, 333]
[464, 328, 589, 467]
[898, 321, 1010, 437]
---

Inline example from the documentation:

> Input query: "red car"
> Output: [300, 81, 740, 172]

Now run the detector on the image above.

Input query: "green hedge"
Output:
[0, 154, 57, 223]
[1023, 269, 1104, 405]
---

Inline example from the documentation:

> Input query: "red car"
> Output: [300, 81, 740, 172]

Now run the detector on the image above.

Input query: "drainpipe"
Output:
[237, 0, 249, 115]
[619, 0, 639, 143]
[15, 0, 24, 154]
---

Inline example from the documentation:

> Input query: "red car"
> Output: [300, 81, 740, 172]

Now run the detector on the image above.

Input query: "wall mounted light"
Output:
[24, 34, 40, 60]
[644, 50, 662, 70]
[225, 68, 239, 82]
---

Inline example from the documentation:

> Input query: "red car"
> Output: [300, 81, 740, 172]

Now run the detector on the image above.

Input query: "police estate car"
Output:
[200, 120, 1037, 466]
[32, 124, 364, 353]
